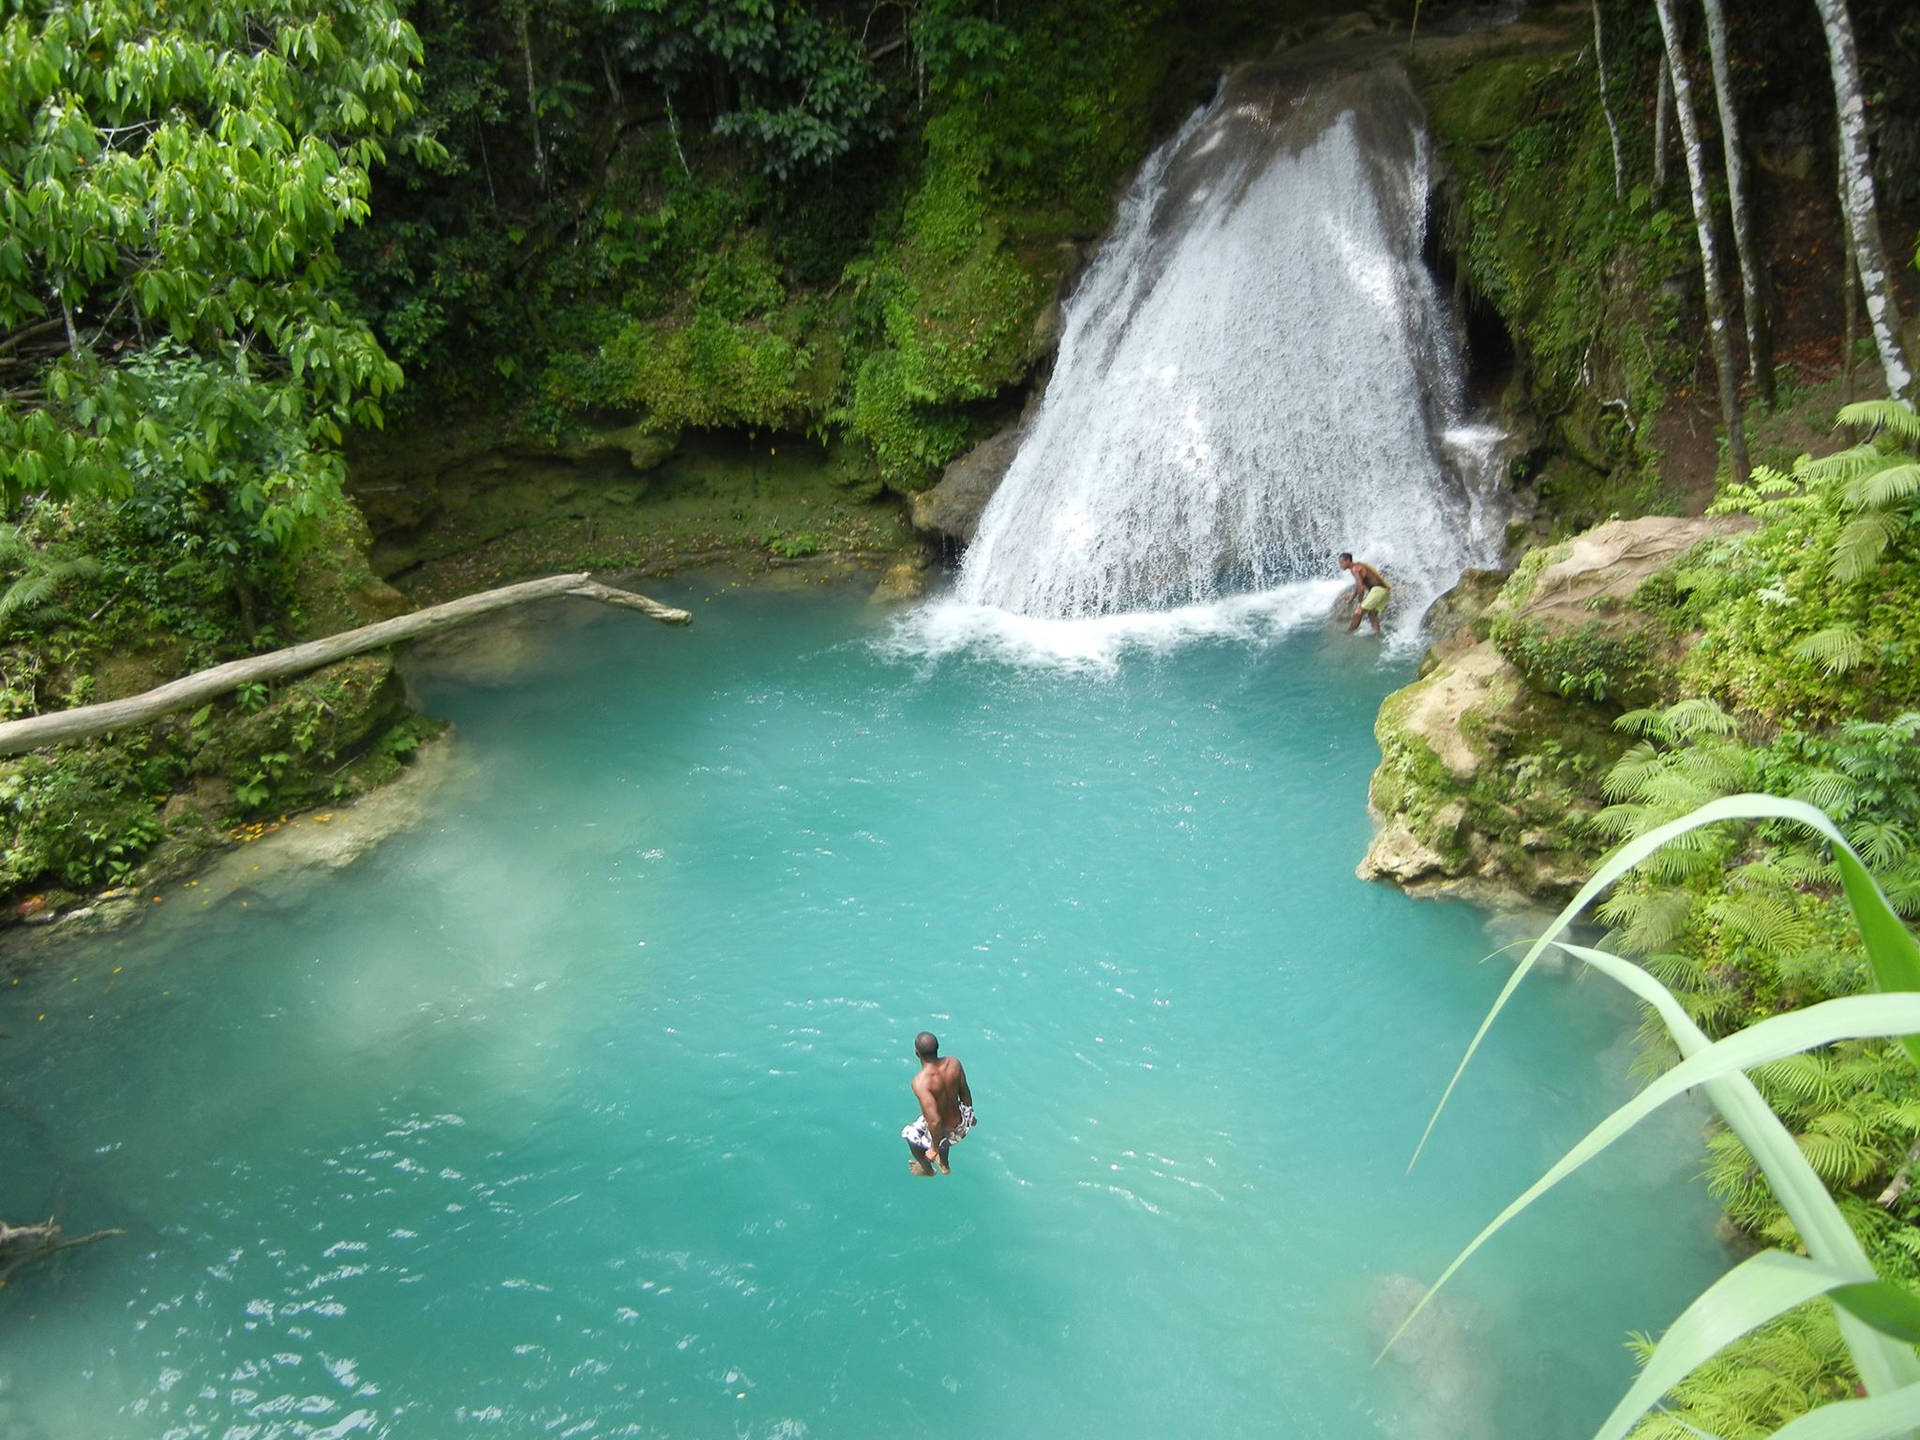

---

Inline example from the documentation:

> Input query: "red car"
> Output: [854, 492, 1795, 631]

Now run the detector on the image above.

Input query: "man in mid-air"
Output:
[1339, 552, 1391, 634]
[903, 1031, 975, 1175]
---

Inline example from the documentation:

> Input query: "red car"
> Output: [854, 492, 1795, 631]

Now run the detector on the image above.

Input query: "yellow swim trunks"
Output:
[1360, 585, 1391, 614]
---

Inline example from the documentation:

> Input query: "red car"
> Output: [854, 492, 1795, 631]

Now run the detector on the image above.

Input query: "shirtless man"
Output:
[902, 1031, 975, 1176]
[1339, 552, 1391, 634]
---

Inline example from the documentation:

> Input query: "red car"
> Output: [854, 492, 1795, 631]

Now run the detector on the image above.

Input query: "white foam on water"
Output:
[881, 579, 1348, 674]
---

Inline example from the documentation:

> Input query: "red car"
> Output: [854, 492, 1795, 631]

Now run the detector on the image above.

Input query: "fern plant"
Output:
[0, 521, 102, 633]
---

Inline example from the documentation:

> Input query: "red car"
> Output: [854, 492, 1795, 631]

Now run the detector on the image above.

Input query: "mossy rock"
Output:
[193, 655, 413, 815]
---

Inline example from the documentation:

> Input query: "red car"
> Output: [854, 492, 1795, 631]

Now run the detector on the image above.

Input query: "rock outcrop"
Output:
[1359, 515, 1751, 902]
[910, 427, 1023, 545]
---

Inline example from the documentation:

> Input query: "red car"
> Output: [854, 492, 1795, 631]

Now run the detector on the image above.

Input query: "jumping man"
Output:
[1339, 552, 1391, 634]
[902, 1031, 975, 1176]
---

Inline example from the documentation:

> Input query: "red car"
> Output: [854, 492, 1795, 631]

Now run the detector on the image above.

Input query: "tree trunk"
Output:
[1701, 0, 1774, 404]
[1840, 167, 1860, 403]
[1813, 0, 1914, 401]
[514, 3, 546, 193]
[1653, 58, 1673, 199]
[1592, 0, 1625, 201]
[1653, 0, 1749, 481]
[0, 574, 691, 757]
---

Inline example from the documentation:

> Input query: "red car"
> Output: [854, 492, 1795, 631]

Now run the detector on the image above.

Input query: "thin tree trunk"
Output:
[1701, 0, 1774, 404]
[1653, 59, 1673, 199]
[1592, 0, 1625, 201]
[1813, 0, 1914, 400]
[1653, 0, 1749, 480]
[514, 3, 546, 193]
[599, 42, 623, 110]
[0, 574, 691, 757]
[1840, 168, 1859, 403]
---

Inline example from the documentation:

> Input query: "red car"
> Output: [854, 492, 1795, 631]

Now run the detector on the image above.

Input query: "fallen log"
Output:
[0, 1216, 125, 1284]
[0, 572, 692, 757]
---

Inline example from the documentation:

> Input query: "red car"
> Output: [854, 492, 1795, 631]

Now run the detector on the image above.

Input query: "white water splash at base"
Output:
[882, 580, 1351, 674]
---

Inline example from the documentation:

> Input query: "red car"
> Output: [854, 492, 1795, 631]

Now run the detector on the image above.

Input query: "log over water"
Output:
[0, 573, 691, 756]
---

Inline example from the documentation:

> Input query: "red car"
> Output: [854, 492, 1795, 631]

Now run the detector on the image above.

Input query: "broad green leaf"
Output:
[1831, 1281, 1920, 1346]
[1592, 1251, 1862, 1440]
[1445, 942, 1920, 1401]
[1413, 796, 1920, 1171]
[1763, 1382, 1920, 1440]
[1386, 991, 1920, 1381]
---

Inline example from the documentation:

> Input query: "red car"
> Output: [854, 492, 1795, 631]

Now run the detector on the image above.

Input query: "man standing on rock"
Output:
[903, 1031, 975, 1176]
[1340, 552, 1391, 634]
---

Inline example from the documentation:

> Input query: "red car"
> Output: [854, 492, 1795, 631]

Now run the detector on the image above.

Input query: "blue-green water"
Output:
[0, 581, 1726, 1439]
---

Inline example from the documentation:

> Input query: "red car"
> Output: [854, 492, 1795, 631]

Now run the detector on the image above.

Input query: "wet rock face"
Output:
[909, 428, 1023, 545]
[1358, 516, 1752, 904]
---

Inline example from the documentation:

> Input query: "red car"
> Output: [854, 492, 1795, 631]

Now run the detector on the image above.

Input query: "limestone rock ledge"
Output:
[1358, 514, 1752, 903]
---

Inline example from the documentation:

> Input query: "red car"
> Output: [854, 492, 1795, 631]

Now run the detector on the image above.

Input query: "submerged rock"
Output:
[871, 557, 933, 604]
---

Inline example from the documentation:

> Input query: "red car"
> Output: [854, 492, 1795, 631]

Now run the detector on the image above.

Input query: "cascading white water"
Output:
[952, 65, 1506, 627]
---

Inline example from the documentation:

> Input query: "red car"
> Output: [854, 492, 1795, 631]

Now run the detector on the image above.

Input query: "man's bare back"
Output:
[904, 1033, 975, 1176]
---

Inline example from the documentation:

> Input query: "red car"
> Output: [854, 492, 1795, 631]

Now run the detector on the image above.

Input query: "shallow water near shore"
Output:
[0, 579, 1726, 1439]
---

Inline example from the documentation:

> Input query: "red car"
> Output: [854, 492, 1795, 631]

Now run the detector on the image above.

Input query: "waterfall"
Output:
[951, 65, 1506, 629]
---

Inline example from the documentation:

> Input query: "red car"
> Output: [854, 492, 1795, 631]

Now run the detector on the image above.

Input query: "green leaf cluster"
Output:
[1677, 403, 1920, 722]
[0, 0, 430, 509]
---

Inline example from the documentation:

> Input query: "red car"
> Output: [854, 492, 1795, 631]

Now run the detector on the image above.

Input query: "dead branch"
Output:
[0, 572, 692, 757]
[0, 1216, 125, 1284]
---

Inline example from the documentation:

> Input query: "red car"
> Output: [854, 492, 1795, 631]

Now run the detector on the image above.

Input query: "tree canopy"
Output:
[0, 0, 435, 526]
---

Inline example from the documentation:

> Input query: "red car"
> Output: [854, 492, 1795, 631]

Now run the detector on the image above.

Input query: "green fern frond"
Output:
[1803, 441, 1897, 485]
[1641, 948, 1708, 992]
[1616, 707, 1673, 740]
[1797, 1128, 1882, 1186]
[0, 523, 32, 573]
[1591, 802, 1657, 840]
[1610, 889, 1697, 954]
[1834, 398, 1920, 447]
[1790, 769, 1860, 817]
[0, 551, 102, 627]
[1664, 697, 1739, 739]
[1842, 459, 1920, 511]
[1749, 1052, 1839, 1107]
[1792, 623, 1868, 675]
[1826, 511, 1900, 583]
[1683, 744, 1751, 797]
[1706, 890, 1809, 958]
[1603, 741, 1666, 802]
[1845, 817, 1911, 870]
[1639, 768, 1724, 811]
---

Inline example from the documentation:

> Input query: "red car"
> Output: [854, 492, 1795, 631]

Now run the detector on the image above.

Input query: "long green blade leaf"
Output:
[1592, 1251, 1860, 1440]
[1763, 1382, 1920, 1440]
[1832, 1282, 1920, 1346]
[1382, 993, 1920, 1359]
[1412, 795, 1920, 1168]
[1830, 848, 1920, 1073]
[1554, 944, 1920, 1397]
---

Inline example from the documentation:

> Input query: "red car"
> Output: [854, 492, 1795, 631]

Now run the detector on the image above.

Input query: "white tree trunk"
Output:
[1839, 171, 1860, 403]
[1592, 0, 1625, 200]
[1653, 59, 1673, 197]
[0, 574, 692, 756]
[1653, 0, 1749, 480]
[1814, 0, 1914, 401]
[1701, 0, 1773, 403]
